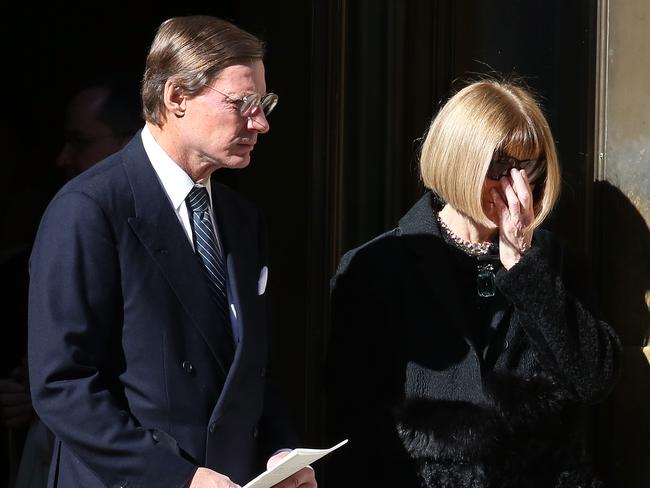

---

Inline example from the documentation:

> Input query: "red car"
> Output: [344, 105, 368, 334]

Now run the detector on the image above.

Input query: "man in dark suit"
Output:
[27, 15, 317, 488]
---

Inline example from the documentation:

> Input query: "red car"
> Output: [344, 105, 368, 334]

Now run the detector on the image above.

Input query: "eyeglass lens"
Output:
[241, 93, 278, 117]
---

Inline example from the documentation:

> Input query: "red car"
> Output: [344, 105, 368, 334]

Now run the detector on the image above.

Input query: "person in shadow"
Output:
[325, 78, 621, 488]
[56, 73, 143, 180]
[0, 72, 143, 488]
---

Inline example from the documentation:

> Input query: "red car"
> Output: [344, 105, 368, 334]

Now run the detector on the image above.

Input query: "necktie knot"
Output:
[187, 186, 211, 213]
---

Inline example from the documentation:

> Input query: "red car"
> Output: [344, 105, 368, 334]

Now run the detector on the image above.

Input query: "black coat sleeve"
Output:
[495, 231, 621, 404]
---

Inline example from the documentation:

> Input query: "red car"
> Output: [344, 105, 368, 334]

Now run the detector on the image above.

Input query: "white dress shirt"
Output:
[140, 125, 219, 250]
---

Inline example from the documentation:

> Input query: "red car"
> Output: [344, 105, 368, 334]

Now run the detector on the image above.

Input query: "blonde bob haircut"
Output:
[420, 79, 561, 230]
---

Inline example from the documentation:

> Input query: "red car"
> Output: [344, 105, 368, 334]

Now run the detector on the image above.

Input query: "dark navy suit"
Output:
[28, 134, 290, 487]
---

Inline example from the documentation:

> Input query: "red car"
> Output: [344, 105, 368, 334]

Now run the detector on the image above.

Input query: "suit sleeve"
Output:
[495, 234, 621, 404]
[28, 191, 196, 488]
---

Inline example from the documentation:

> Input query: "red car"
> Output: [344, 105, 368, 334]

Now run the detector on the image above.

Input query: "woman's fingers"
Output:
[490, 188, 507, 217]
[492, 170, 535, 270]
[510, 169, 533, 213]
[500, 177, 521, 221]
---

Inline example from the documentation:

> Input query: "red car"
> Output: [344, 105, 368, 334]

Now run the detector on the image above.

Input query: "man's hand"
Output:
[0, 366, 34, 429]
[187, 467, 241, 488]
[267, 451, 317, 488]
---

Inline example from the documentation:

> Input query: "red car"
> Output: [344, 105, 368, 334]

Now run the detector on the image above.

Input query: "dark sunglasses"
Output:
[487, 154, 546, 183]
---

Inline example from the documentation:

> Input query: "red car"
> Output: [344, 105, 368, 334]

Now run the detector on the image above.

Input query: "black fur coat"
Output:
[325, 192, 620, 488]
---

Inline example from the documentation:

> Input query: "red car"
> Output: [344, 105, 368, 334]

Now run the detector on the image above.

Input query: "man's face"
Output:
[180, 59, 270, 175]
[57, 87, 127, 179]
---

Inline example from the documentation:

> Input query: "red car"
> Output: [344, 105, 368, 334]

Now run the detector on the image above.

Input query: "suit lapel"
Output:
[121, 137, 232, 375]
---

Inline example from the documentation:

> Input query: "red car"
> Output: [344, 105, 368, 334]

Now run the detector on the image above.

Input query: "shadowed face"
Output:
[57, 87, 129, 179]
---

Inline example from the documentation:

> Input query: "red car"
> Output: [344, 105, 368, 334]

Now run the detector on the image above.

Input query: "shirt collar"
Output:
[141, 124, 212, 210]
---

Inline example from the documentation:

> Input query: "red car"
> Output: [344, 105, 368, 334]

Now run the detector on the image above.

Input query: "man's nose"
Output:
[246, 110, 270, 133]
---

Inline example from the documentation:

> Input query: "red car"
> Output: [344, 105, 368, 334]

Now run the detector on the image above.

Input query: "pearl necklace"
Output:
[436, 214, 496, 256]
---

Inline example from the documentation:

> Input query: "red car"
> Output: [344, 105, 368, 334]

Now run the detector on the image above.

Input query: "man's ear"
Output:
[163, 80, 187, 118]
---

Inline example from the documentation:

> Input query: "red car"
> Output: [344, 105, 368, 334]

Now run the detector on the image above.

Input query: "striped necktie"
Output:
[186, 186, 230, 324]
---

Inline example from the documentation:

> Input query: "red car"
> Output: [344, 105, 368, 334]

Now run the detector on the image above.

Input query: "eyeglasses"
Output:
[487, 153, 546, 183]
[205, 85, 279, 117]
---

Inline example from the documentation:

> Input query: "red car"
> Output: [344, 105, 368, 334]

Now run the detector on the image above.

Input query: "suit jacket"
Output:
[28, 134, 292, 488]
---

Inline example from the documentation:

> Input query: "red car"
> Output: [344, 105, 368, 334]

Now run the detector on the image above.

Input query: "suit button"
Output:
[252, 425, 259, 438]
[260, 367, 266, 378]
[209, 422, 216, 434]
[182, 361, 194, 373]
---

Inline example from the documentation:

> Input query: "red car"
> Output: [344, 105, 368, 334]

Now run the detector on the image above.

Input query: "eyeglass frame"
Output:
[487, 153, 546, 183]
[204, 85, 279, 118]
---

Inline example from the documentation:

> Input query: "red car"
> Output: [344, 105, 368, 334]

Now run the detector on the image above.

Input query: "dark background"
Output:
[1, 2, 646, 487]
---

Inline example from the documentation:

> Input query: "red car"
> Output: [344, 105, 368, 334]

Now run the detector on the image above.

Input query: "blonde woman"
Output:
[326, 79, 620, 487]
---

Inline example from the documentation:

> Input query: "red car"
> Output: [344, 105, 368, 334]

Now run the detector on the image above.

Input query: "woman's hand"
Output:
[490, 168, 534, 270]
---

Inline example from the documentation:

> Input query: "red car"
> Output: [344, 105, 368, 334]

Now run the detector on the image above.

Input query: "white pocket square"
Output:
[258, 266, 268, 295]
